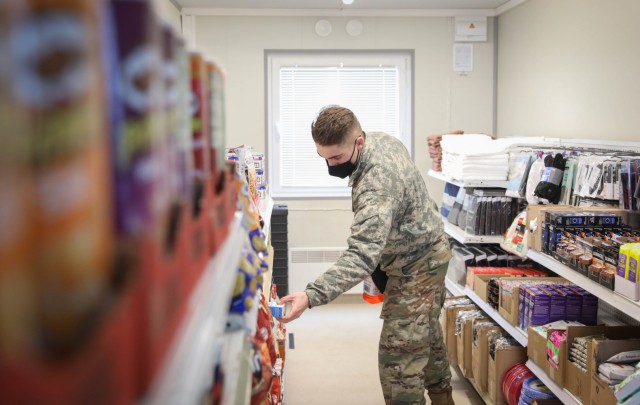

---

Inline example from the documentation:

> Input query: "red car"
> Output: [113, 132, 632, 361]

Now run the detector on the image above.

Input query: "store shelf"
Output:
[464, 287, 528, 347]
[527, 250, 640, 323]
[445, 276, 466, 297]
[469, 376, 494, 405]
[444, 222, 504, 245]
[221, 329, 251, 405]
[525, 360, 581, 405]
[145, 212, 245, 405]
[428, 169, 509, 188]
[222, 289, 263, 405]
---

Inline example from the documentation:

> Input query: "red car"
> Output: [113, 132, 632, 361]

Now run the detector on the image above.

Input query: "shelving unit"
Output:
[527, 250, 640, 323]
[430, 157, 640, 405]
[146, 212, 245, 405]
[444, 222, 504, 244]
[428, 169, 510, 188]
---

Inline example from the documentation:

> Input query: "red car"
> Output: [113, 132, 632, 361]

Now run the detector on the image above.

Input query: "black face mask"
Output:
[326, 139, 359, 179]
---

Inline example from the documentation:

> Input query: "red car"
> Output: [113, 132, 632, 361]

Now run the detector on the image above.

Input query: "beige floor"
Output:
[284, 295, 485, 405]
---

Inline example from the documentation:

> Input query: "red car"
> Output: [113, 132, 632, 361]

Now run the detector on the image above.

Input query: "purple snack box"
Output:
[565, 285, 598, 325]
[551, 285, 582, 322]
[526, 287, 552, 328]
[539, 285, 566, 322]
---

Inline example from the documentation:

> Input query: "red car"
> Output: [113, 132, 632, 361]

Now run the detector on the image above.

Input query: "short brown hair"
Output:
[311, 105, 362, 146]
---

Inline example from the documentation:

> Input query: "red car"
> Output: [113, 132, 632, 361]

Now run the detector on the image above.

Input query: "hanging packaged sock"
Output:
[534, 153, 566, 203]
[526, 152, 549, 205]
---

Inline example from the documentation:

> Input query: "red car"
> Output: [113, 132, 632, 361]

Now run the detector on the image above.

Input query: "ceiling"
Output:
[176, 0, 527, 16]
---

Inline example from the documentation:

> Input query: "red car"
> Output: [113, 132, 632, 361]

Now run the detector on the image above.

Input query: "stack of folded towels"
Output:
[426, 130, 463, 171]
[441, 134, 511, 181]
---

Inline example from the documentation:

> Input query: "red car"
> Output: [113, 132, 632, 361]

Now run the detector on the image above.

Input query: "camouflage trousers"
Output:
[378, 264, 451, 405]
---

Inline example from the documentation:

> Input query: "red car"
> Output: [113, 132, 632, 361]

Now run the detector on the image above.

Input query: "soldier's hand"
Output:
[278, 291, 309, 323]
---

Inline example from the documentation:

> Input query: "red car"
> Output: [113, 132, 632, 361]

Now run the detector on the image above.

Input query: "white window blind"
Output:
[267, 51, 413, 198]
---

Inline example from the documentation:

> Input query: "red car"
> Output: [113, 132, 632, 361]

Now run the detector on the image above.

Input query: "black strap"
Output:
[370, 264, 388, 293]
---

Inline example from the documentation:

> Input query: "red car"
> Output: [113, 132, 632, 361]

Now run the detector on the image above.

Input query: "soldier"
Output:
[279, 105, 454, 405]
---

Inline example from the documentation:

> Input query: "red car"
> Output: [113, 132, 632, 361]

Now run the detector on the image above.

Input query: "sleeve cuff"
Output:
[304, 288, 321, 309]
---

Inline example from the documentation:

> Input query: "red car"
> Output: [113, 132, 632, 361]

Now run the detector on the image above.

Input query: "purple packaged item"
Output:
[565, 285, 598, 325]
[110, 0, 165, 236]
[551, 286, 582, 322]
[525, 287, 552, 328]
[618, 249, 629, 278]
[539, 285, 566, 322]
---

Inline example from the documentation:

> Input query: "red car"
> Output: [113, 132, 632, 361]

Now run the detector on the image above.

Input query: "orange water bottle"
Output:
[363, 275, 384, 304]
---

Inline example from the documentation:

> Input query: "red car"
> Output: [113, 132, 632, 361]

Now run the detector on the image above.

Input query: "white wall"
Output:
[497, 0, 640, 140]
[193, 15, 496, 249]
[153, 0, 181, 33]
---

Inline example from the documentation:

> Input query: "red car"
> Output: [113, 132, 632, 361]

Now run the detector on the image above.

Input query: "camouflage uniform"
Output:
[305, 132, 452, 404]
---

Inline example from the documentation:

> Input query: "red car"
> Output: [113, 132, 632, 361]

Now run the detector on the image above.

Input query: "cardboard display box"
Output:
[527, 325, 551, 377]
[498, 277, 566, 327]
[590, 339, 640, 405]
[442, 303, 477, 366]
[488, 345, 527, 405]
[552, 325, 640, 405]
[471, 322, 503, 393]
[474, 274, 512, 303]
[457, 316, 488, 378]
[525, 205, 629, 253]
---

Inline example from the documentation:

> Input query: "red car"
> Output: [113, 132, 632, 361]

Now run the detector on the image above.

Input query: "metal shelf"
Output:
[464, 287, 529, 347]
[527, 250, 640, 323]
[444, 222, 504, 245]
[428, 169, 509, 188]
[145, 213, 245, 405]
[525, 360, 581, 405]
[445, 276, 466, 297]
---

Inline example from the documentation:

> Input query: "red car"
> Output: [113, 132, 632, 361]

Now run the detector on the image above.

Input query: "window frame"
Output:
[265, 49, 414, 199]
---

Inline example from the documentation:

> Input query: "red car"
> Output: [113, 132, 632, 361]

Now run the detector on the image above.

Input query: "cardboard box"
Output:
[440, 296, 468, 335]
[526, 205, 575, 252]
[488, 345, 527, 405]
[466, 267, 546, 289]
[457, 316, 488, 378]
[564, 326, 640, 405]
[443, 304, 477, 366]
[590, 339, 640, 405]
[525, 205, 629, 252]
[473, 274, 508, 302]
[498, 277, 566, 327]
[527, 325, 551, 377]
[471, 322, 502, 393]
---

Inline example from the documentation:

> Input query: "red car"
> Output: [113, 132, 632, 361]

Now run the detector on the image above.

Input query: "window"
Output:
[266, 50, 413, 198]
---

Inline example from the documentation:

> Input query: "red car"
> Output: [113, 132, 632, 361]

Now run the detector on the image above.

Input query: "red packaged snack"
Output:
[256, 296, 277, 365]
[250, 338, 273, 405]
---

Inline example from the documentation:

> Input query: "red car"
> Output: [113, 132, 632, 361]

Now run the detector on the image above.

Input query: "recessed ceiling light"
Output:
[342, 0, 354, 5]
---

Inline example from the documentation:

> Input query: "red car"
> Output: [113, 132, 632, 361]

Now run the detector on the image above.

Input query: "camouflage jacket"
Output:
[305, 132, 451, 318]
